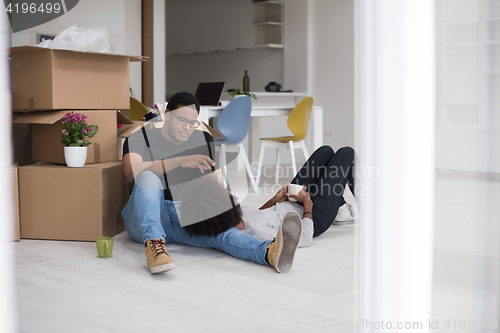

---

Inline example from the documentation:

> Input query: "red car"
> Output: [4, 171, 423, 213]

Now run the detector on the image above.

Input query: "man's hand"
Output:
[272, 186, 288, 204]
[177, 155, 215, 173]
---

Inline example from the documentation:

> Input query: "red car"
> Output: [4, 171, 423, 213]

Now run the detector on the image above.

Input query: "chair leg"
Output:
[236, 145, 244, 171]
[221, 143, 227, 188]
[289, 141, 297, 177]
[275, 147, 281, 184]
[255, 140, 267, 187]
[238, 143, 258, 193]
[299, 140, 309, 161]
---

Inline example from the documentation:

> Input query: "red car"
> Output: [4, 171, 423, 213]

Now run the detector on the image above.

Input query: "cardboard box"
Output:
[12, 121, 33, 166]
[11, 46, 144, 111]
[19, 162, 129, 241]
[200, 121, 224, 139]
[13, 110, 133, 164]
[12, 164, 20, 241]
[117, 121, 144, 160]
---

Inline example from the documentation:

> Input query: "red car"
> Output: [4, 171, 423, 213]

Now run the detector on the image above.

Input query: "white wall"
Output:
[166, 49, 284, 95]
[10, 0, 142, 101]
[165, 0, 283, 96]
[435, 0, 500, 173]
[310, 0, 354, 150]
[153, 0, 166, 103]
[166, 0, 355, 165]
[283, 0, 308, 93]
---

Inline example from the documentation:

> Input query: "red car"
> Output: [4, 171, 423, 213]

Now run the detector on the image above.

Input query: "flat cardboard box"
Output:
[14, 110, 134, 164]
[200, 121, 224, 139]
[11, 46, 144, 111]
[19, 162, 129, 241]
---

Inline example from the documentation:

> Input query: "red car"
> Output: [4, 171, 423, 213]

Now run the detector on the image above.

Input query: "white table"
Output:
[199, 105, 323, 164]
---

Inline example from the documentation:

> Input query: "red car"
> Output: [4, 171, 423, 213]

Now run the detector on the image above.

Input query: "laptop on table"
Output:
[194, 82, 225, 106]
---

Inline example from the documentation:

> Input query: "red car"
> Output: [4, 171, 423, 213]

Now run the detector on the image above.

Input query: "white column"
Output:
[355, 0, 435, 331]
[0, 7, 17, 333]
[153, 0, 166, 103]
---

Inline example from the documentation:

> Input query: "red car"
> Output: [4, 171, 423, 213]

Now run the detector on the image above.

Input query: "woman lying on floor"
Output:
[180, 145, 356, 248]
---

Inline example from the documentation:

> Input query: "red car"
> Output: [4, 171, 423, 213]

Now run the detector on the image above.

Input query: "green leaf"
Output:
[86, 125, 99, 138]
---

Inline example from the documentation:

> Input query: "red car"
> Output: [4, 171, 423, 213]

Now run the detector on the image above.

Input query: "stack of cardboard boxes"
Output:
[12, 46, 143, 241]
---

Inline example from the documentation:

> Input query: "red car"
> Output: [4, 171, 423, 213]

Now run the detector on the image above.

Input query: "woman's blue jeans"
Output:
[121, 171, 270, 266]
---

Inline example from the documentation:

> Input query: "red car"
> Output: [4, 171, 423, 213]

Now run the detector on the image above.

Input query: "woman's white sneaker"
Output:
[333, 203, 358, 225]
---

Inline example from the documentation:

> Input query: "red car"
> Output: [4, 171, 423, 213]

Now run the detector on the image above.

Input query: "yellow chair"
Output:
[255, 97, 314, 186]
[128, 97, 150, 121]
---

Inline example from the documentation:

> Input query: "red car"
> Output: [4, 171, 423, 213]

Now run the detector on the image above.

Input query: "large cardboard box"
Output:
[19, 162, 129, 241]
[11, 46, 144, 111]
[13, 110, 133, 164]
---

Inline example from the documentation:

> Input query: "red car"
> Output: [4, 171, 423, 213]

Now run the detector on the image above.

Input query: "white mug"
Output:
[287, 184, 304, 202]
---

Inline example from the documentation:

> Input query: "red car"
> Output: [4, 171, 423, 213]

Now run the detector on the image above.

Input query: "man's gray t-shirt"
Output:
[123, 128, 215, 201]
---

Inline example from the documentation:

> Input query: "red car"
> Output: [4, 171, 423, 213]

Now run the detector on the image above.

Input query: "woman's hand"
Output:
[272, 186, 288, 204]
[287, 186, 311, 204]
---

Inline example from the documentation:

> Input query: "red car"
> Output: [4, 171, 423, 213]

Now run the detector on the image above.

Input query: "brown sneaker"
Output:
[267, 211, 302, 273]
[145, 239, 176, 273]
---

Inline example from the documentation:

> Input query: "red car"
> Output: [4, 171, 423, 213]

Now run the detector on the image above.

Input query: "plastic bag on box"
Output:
[36, 24, 115, 54]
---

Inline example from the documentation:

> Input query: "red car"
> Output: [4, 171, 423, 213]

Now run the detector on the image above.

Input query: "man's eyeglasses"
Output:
[171, 113, 201, 128]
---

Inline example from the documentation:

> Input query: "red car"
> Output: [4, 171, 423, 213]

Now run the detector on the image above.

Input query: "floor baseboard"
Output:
[436, 168, 500, 182]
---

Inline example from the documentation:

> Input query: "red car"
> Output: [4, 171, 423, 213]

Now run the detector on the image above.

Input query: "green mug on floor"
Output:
[96, 237, 114, 258]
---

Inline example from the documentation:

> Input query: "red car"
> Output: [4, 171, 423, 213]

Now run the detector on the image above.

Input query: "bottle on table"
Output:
[243, 70, 250, 92]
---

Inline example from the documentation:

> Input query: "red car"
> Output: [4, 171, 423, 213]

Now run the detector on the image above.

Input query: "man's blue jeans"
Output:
[121, 171, 270, 266]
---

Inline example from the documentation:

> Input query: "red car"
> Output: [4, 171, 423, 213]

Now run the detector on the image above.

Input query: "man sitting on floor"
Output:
[121, 92, 302, 274]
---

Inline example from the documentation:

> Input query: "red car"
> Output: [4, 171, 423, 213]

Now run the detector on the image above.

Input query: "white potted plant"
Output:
[61, 112, 98, 167]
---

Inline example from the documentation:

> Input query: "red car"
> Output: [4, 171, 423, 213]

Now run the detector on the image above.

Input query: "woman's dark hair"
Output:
[179, 174, 242, 237]
[167, 92, 200, 113]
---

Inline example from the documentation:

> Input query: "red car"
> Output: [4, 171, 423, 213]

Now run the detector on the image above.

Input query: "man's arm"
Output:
[123, 152, 215, 183]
